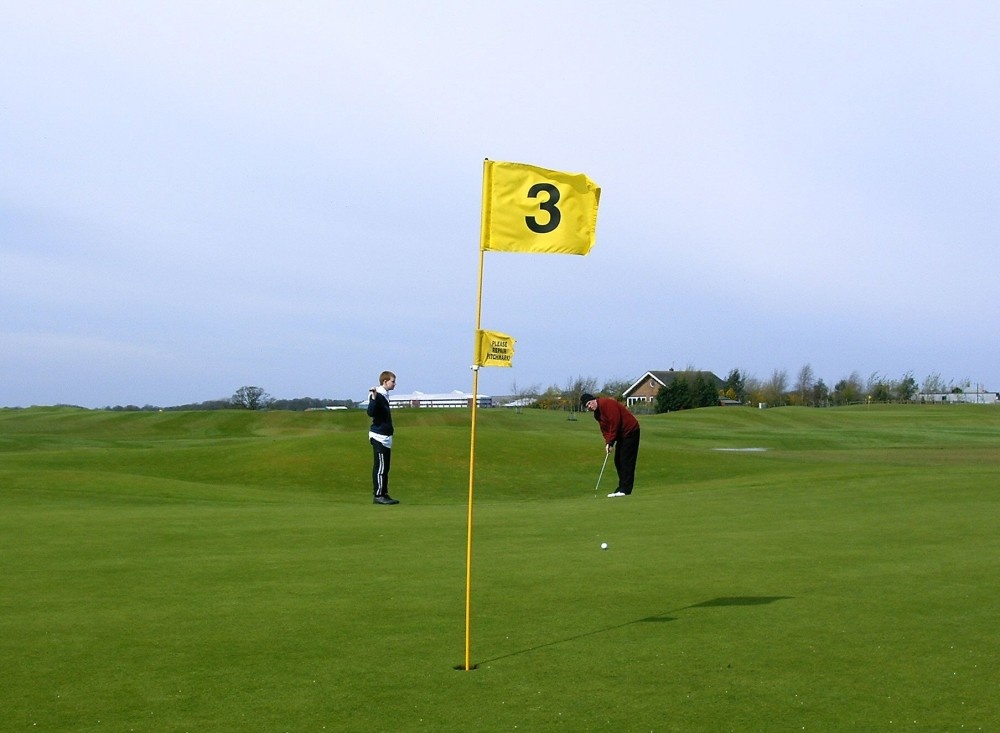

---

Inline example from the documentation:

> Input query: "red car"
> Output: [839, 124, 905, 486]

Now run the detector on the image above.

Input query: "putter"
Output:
[594, 450, 610, 498]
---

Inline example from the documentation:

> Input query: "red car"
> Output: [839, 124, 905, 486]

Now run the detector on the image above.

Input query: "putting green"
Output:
[2, 404, 998, 730]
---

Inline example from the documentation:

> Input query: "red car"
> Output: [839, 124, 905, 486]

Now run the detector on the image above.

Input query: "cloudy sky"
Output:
[3, 1, 998, 408]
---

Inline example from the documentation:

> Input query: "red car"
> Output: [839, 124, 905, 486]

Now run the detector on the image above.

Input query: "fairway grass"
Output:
[1, 405, 998, 731]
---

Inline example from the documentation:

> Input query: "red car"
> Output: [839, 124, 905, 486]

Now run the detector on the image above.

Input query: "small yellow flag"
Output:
[480, 160, 600, 255]
[474, 330, 515, 368]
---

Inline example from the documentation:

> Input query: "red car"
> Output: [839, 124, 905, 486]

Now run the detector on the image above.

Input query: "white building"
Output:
[916, 388, 999, 405]
[362, 390, 492, 408]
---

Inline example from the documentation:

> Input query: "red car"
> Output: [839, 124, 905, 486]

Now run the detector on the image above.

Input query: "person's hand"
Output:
[606, 443, 613, 454]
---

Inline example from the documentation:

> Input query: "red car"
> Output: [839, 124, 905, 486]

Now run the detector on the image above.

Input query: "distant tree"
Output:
[866, 372, 883, 398]
[565, 375, 599, 412]
[744, 374, 765, 406]
[231, 386, 273, 410]
[812, 379, 830, 407]
[832, 371, 864, 405]
[536, 384, 569, 410]
[895, 372, 918, 402]
[724, 369, 747, 403]
[921, 372, 947, 395]
[692, 373, 720, 408]
[794, 364, 815, 406]
[655, 376, 691, 412]
[601, 376, 634, 402]
[869, 380, 892, 403]
[762, 369, 789, 406]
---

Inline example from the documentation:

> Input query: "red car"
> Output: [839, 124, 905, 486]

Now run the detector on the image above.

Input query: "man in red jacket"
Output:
[581, 392, 641, 497]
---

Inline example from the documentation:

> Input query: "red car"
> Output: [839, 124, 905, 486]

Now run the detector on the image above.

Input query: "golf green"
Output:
[2, 404, 997, 730]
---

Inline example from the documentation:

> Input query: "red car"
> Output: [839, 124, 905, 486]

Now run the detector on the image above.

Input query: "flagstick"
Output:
[464, 363, 479, 671]
[462, 159, 597, 670]
[464, 191, 489, 671]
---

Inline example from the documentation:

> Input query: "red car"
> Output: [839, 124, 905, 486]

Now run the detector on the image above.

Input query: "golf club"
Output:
[594, 449, 610, 497]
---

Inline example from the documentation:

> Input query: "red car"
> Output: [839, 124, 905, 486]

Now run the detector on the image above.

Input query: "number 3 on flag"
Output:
[525, 183, 561, 234]
[480, 160, 600, 256]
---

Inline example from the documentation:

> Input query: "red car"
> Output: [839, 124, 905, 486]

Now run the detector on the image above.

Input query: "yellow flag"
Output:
[474, 330, 515, 368]
[480, 160, 600, 255]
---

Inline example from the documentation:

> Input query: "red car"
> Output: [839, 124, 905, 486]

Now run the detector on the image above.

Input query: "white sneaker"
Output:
[607, 491, 627, 498]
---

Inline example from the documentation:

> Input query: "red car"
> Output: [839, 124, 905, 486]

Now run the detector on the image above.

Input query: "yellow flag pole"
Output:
[464, 162, 490, 671]
[465, 249, 485, 670]
[464, 361, 479, 671]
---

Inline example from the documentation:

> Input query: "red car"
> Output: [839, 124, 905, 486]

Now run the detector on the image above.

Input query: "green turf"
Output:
[1, 404, 998, 730]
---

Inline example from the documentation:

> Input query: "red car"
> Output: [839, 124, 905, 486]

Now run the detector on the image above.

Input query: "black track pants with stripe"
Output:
[371, 438, 392, 497]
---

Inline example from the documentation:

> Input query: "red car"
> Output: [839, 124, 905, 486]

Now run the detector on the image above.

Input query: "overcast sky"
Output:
[3, 1, 998, 408]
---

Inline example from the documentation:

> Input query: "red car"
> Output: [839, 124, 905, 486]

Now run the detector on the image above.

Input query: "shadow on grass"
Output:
[684, 595, 793, 608]
[473, 596, 793, 667]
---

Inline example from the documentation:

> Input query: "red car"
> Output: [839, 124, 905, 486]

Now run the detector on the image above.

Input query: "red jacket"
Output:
[594, 397, 639, 446]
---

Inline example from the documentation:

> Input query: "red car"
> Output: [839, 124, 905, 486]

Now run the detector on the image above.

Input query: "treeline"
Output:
[103, 398, 355, 412]
[507, 367, 986, 414]
[95, 367, 986, 414]
[722, 367, 979, 409]
[103, 386, 355, 412]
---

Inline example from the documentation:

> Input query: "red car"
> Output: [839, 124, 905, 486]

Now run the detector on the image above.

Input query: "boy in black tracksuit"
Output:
[367, 371, 399, 505]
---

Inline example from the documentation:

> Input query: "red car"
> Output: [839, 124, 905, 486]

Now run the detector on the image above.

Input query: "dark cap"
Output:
[580, 393, 596, 407]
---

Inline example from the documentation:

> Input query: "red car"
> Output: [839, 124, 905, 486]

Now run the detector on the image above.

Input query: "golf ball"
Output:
[600, 542, 608, 550]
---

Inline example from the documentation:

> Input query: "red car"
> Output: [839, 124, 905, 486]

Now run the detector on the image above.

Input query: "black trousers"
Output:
[371, 438, 391, 497]
[614, 428, 640, 494]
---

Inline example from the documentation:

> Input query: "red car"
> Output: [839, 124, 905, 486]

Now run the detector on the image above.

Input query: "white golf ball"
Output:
[600, 542, 608, 550]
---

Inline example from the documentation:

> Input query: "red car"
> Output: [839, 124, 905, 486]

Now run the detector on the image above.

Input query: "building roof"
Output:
[624, 369, 724, 396]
